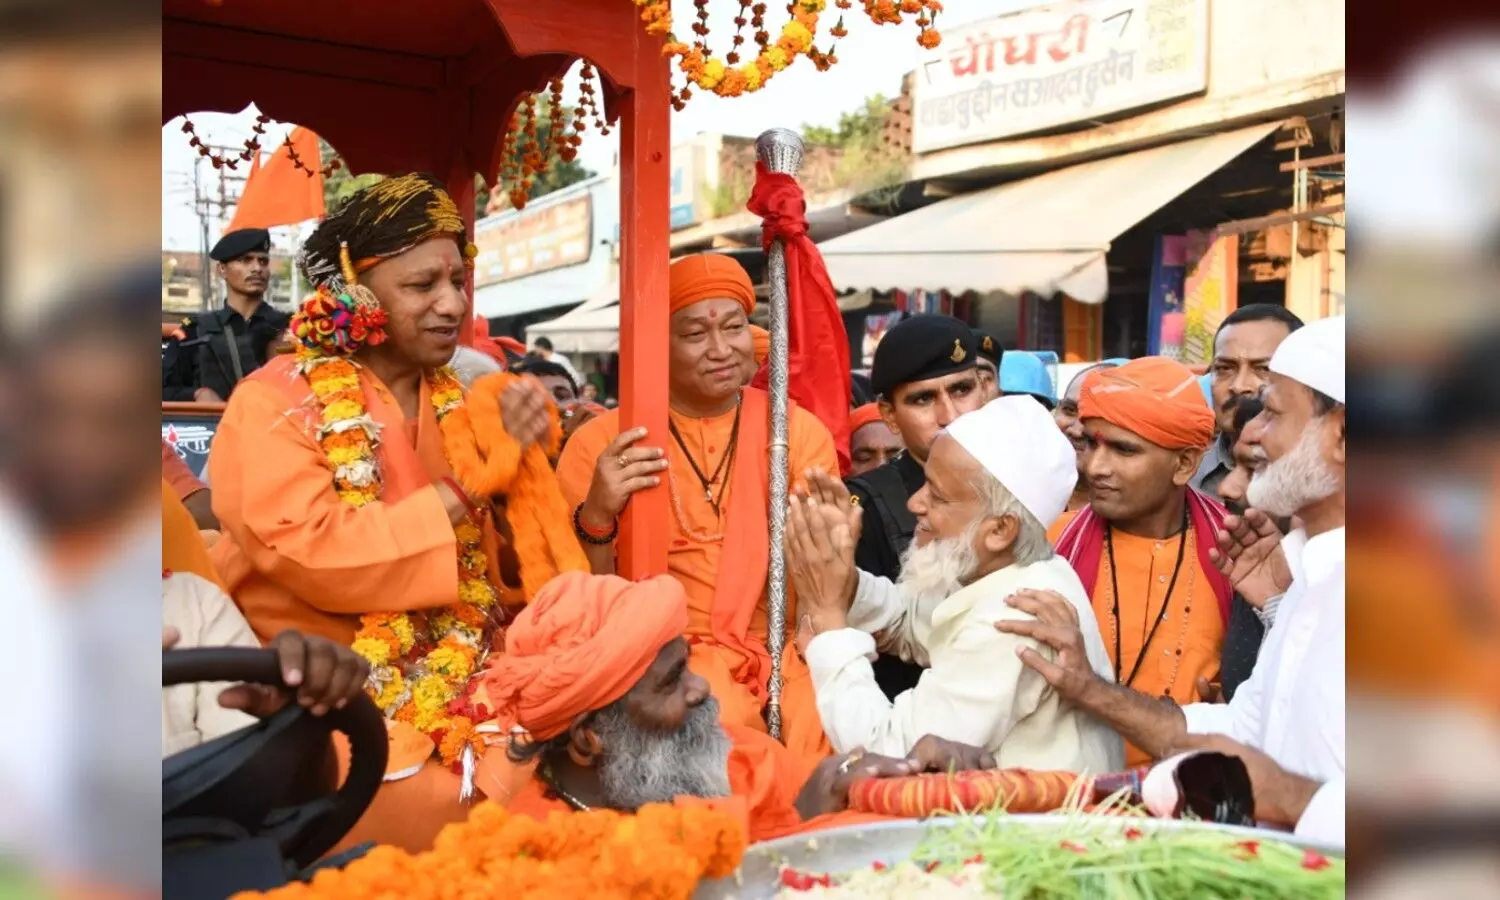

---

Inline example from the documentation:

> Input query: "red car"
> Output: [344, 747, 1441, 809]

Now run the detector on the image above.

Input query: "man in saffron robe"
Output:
[1045, 357, 1234, 767]
[208, 174, 562, 853]
[555, 253, 838, 762]
[1000, 317, 1347, 846]
[475, 571, 992, 842]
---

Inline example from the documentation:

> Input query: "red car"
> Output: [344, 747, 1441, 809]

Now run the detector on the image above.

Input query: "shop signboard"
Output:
[1179, 229, 1238, 366]
[911, 0, 1210, 153]
[472, 194, 593, 288]
[1147, 234, 1188, 357]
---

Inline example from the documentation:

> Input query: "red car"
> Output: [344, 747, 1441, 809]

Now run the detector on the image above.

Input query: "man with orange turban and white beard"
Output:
[555, 254, 837, 763]
[475, 571, 993, 841]
[1046, 357, 1236, 767]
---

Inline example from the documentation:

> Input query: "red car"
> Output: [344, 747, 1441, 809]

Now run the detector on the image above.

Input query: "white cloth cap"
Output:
[1270, 315, 1345, 404]
[944, 395, 1078, 528]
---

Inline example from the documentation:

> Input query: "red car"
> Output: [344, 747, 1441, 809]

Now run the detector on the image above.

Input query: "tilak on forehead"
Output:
[292, 173, 479, 357]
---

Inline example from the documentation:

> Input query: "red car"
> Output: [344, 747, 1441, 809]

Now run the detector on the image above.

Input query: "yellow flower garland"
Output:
[302, 351, 497, 766]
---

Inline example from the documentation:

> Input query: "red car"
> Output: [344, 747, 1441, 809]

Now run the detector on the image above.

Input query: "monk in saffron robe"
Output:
[209, 174, 579, 853]
[1047, 357, 1233, 767]
[555, 254, 837, 763]
[473, 571, 992, 841]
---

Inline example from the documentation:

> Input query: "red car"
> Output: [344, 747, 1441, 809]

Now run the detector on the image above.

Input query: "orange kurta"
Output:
[209, 355, 518, 645]
[162, 479, 226, 592]
[1049, 510, 1223, 768]
[208, 354, 521, 853]
[555, 390, 836, 765]
[505, 724, 887, 844]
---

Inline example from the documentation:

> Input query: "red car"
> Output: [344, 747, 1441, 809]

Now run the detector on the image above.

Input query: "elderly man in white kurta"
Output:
[998, 316, 1346, 846]
[787, 396, 1124, 774]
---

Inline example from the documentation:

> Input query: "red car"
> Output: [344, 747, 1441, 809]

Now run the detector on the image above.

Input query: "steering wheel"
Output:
[162, 647, 387, 873]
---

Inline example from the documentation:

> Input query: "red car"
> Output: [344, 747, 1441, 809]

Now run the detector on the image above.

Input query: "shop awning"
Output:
[525, 274, 620, 355]
[817, 122, 1281, 304]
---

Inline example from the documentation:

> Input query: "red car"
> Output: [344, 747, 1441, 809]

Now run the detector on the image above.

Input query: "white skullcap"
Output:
[944, 395, 1078, 528]
[1269, 315, 1345, 404]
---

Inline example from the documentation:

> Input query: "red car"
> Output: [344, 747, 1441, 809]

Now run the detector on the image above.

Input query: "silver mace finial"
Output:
[755, 128, 805, 178]
[753, 126, 803, 742]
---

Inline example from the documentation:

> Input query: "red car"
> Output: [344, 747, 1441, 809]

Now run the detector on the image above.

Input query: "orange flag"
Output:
[225, 126, 326, 232]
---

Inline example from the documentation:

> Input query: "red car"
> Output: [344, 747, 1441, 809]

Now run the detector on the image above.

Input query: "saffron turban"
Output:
[482, 571, 689, 741]
[669, 253, 755, 316]
[749, 325, 771, 367]
[848, 402, 885, 435]
[1077, 356, 1215, 450]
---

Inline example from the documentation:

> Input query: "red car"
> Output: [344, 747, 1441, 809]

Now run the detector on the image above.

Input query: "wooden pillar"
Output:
[615, 43, 672, 579]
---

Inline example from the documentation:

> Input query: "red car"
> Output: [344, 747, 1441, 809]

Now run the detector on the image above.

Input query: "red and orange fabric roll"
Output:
[848, 769, 1082, 818]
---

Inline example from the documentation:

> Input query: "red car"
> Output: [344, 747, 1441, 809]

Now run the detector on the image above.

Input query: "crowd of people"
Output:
[158, 173, 1345, 877]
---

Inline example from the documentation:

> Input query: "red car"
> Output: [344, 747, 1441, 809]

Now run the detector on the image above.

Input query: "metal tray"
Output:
[693, 815, 1344, 900]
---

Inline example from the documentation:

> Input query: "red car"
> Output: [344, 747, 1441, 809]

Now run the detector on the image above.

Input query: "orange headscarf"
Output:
[669, 253, 755, 316]
[1077, 356, 1215, 450]
[481, 571, 690, 741]
[748, 325, 771, 366]
[848, 402, 885, 435]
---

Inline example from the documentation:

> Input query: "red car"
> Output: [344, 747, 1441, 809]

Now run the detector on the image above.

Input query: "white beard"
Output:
[1247, 425, 1340, 518]
[593, 697, 733, 810]
[897, 519, 982, 628]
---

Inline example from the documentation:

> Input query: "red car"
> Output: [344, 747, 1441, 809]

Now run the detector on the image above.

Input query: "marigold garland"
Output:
[229, 801, 748, 900]
[300, 352, 496, 765]
[437, 370, 590, 601]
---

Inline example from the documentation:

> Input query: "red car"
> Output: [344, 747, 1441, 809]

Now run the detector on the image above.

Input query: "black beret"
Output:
[972, 329, 1002, 366]
[210, 228, 271, 262]
[871, 315, 978, 398]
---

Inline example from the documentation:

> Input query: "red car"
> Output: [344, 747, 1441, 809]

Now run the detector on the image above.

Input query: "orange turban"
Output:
[669, 253, 755, 316]
[848, 402, 885, 435]
[1077, 356, 1215, 450]
[749, 325, 770, 366]
[481, 572, 689, 741]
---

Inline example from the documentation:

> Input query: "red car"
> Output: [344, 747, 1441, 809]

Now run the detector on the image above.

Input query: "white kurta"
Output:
[162, 570, 261, 757]
[805, 556, 1124, 774]
[1181, 526, 1345, 845]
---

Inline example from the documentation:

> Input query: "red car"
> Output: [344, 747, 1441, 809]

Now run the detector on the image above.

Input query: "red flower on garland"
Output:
[1236, 840, 1262, 860]
[1301, 849, 1331, 871]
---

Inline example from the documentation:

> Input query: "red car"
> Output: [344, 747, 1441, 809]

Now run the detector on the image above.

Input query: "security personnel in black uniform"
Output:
[162, 228, 290, 402]
[845, 315, 992, 698]
[972, 328, 1002, 400]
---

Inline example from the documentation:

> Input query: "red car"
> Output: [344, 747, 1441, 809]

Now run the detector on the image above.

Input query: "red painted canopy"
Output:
[163, 0, 648, 180]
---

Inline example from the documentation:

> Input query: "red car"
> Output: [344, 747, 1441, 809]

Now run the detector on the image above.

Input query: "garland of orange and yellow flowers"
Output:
[639, 0, 944, 104]
[292, 242, 586, 782]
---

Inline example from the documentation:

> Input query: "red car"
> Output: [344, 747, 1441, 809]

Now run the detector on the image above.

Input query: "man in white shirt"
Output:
[530, 335, 583, 386]
[999, 315, 1346, 846]
[787, 396, 1124, 773]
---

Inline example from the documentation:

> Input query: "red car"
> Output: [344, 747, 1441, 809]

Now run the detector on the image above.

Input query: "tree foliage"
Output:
[801, 93, 907, 209]
[802, 93, 891, 150]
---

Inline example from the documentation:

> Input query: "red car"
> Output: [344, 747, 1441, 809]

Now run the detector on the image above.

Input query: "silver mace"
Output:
[755, 127, 803, 741]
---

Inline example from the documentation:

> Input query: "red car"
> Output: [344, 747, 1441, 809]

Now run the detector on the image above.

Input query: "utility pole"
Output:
[188, 144, 249, 311]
